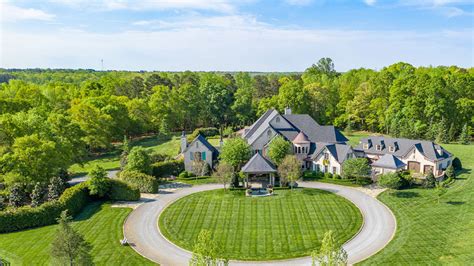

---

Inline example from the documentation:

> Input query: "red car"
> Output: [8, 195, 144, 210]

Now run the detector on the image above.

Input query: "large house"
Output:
[181, 108, 453, 180]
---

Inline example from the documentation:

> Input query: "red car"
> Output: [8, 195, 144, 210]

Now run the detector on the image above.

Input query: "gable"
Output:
[269, 114, 294, 130]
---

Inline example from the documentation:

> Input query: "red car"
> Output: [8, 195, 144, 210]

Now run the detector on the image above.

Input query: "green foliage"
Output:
[51, 211, 92, 265]
[213, 162, 233, 190]
[267, 135, 292, 165]
[31, 182, 46, 207]
[445, 165, 455, 179]
[119, 170, 158, 193]
[342, 158, 371, 180]
[278, 155, 301, 189]
[423, 172, 436, 188]
[311, 230, 348, 266]
[151, 160, 184, 177]
[378, 172, 403, 190]
[219, 138, 251, 169]
[48, 176, 66, 201]
[178, 171, 195, 179]
[125, 146, 152, 174]
[434, 182, 447, 204]
[87, 165, 110, 197]
[459, 123, 471, 145]
[9, 183, 27, 208]
[189, 229, 227, 266]
[107, 179, 140, 201]
[187, 127, 220, 141]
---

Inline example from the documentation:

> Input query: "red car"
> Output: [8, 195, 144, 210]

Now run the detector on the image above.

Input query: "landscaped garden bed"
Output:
[158, 188, 362, 261]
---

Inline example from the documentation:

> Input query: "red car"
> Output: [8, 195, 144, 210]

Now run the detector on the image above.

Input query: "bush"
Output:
[87, 165, 110, 198]
[187, 127, 219, 141]
[178, 171, 195, 179]
[119, 170, 158, 193]
[324, 172, 333, 179]
[125, 147, 152, 174]
[333, 174, 341, 180]
[152, 160, 184, 177]
[424, 172, 436, 188]
[107, 179, 140, 201]
[9, 183, 27, 208]
[445, 165, 455, 179]
[399, 171, 414, 188]
[150, 152, 171, 163]
[452, 157, 462, 171]
[378, 173, 403, 190]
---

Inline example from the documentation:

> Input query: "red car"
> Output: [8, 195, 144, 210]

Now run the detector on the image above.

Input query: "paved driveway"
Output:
[123, 182, 396, 266]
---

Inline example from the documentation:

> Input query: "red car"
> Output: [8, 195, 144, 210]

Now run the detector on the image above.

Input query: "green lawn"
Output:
[159, 188, 362, 261]
[360, 143, 474, 265]
[0, 202, 154, 265]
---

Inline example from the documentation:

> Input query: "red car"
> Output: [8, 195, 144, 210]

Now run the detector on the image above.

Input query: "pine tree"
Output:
[31, 182, 46, 207]
[48, 176, 66, 201]
[9, 183, 26, 208]
[435, 119, 449, 144]
[51, 211, 93, 265]
[459, 123, 470, 145]
[447, 123, 456, 143]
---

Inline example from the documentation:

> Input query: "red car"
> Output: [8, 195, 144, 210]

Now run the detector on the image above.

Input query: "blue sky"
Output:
[1, 0, 473, 71]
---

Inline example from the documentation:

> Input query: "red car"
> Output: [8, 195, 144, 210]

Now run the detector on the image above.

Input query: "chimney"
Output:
[180, 131, 187, 153]
[284, 106, 292, 115]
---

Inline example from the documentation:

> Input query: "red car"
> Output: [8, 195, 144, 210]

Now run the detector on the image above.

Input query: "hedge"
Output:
[152, 160, 184, 178]
[119, 170, 158, 193]
[0, 178, 140, 233]
[187, 127, 219, 141]
[108, 179, 141, 201]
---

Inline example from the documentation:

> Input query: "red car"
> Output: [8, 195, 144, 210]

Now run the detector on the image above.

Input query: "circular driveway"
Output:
[123, 182, 396, 266]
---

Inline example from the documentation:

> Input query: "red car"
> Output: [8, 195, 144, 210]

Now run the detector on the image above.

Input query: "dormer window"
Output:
[375, 145, 381, 151]
[324, 153, 329, 160]
[363, 143, 369, 149]
[388, 146, 395, 152]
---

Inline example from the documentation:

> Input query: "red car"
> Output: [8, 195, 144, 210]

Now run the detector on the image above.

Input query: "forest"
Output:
[0, 58, 472, 186]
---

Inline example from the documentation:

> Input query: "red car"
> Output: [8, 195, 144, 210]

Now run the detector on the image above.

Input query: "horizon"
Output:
[1, 0, 473, 71]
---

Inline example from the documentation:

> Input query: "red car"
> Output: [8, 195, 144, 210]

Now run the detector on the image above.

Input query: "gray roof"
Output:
[184, 134, 219, 158]
[283, 114, 348, 144]
[354, 136, 452, 162]
[241, 153, 277, 174]
[311, 142, 353, 164]
[371, 154, 406, 169]
[243, 109, 277, 140]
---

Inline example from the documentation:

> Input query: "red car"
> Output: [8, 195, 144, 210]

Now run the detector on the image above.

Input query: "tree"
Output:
[313, 58, 336, 76]
[267, 135, 292, 165]
[189, 229, 227, 266]
[434, 182, 447, 204]
[423, 172, 436, 188]
[232, 72, 255, 126]
[87, 165, 110, 197]
[213, 162, 233, 191]
[278, 155, 301, 189]
[311, 230, 348, 266]
[378, 173, 402, 190]
[51, 211, 93, 266]
[125, 146, 152, 174]
[48, 176, 66, 201]
[342, 158, 371, 183]
[219, 138, 251, 170]
[9, 183, 26, 207]
[459, 123, 470, 145]
[445, 165, 455, 179]
[31, 182, 46, 207]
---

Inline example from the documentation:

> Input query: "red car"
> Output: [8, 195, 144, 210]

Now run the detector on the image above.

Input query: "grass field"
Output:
[0, 202, 154, 265]
[159, 188, 362, 261]
[360, 143, 474, 265]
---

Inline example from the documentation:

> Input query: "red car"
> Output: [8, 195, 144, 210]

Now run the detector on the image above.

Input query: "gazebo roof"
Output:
[241, 153, 277, 174]
[371, 154, 406, 169]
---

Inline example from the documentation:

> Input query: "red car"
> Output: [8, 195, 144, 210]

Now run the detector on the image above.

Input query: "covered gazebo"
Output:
[241, 152, 277, 188]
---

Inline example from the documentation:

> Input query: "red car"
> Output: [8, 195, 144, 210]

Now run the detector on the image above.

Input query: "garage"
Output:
[408, 161, 421, 173]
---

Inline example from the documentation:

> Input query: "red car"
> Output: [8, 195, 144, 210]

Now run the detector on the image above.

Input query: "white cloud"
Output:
[285, 0, 314, 6]
[49, 0, 236, 13]
[0, 2, 55, 22]
[364, 0, 377, 6]
[2, 17, 472, 71]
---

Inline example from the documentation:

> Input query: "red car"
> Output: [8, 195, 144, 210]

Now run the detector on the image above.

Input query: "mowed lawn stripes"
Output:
[159, 188, 362, 261]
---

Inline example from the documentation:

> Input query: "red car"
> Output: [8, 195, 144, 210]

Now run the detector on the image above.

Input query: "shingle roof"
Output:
[354, 136, 451, 162]
[184, 134, 219, 156]
[282, 114, 348, 143]
[241, 153, 277, 174]
[293, 132, 310, 143]
[371, 154, 406, 169]
[311, 142, 353, 164]
[244, 109, 279, 145]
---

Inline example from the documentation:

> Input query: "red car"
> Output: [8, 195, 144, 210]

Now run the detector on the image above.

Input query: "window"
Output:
[314, 164, 320, 172]
[298, 147, 301, 153]
[190, 152, 194, 161]
[267, 129, 272, 137]
[376, 145, 381, 151]
[363, 143, 369, 149]
[196, 142, 199, 148]
[324, 153, 329, 160]
[388, 146, 394, 152]
[332, 167, 337, 174]
[201, 152, 206, 160]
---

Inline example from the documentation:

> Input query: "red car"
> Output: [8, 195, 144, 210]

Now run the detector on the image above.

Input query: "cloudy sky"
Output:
[0, 0, 473, 71]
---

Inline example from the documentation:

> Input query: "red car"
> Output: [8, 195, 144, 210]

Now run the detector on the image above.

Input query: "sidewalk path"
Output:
[123, 182, 396, 266]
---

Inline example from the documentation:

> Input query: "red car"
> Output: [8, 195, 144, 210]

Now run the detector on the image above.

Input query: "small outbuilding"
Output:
[241, 152, 277, 188]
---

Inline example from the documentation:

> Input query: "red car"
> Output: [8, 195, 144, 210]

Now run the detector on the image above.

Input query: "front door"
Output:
[408, 161, 421, 173]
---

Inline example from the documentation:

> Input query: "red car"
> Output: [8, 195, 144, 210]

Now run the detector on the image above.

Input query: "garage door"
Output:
[408, 161, 420, 173]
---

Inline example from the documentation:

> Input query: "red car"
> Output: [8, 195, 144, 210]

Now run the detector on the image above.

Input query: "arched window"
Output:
[276, 117, 281, 123]
[267, 129, 272, 137]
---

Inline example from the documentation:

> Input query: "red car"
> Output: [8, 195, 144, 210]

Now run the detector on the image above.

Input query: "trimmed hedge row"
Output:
[119, 170, 158, 193]
[0, 179, 140, 233]
[187, 127, 219, 141]
[152, 160, 184, 178]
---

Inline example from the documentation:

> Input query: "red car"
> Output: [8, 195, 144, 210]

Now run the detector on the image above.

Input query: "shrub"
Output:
[378, 173, 402, 190]
[48, 176, 66, 201]
[452, 157, 462, 171]
[445, 165, 455, 179]
[333, 174, 341, 180]
[87, 165, 110, 198]
[399, 171, 414, 188]
[187, 127, 219, 141]
[119, 170, 158, 193]
[107, 179, 140, 201]
[31, 182, 46, 207]
[9, 183, 27, 208]
[152, 160, 184, 177]
[150, 152, 171, 163]
[126, 147, 152, 174]
[324, 172, 333, 179]
[178, 171, 195, 179]
[342, 158, 371, 180]
[424, 172, 436, 188]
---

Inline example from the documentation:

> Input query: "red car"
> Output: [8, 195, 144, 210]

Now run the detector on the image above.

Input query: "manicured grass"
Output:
[360, 143, 474, 265]
[0, 202, 154, 265]
[159, 188, 362, 261]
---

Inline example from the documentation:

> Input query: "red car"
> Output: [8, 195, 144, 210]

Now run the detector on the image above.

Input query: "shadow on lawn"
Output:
[74, 201, 104, 222]
[393, 191, 420, 198]
[446, 201, 465, 205]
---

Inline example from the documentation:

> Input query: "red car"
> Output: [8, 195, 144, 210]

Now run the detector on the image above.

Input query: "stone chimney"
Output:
[180, 131, 187, 153]
[284, 106, 292, 115]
